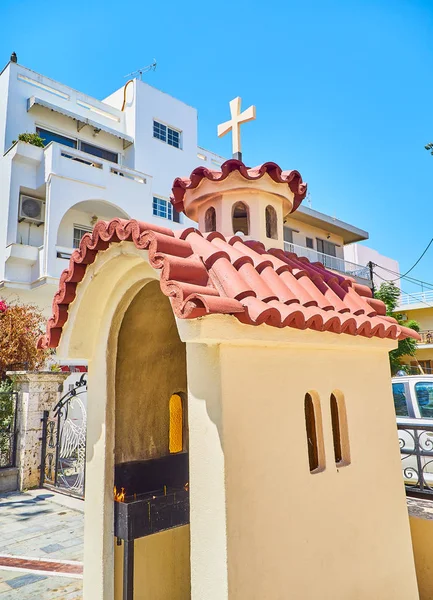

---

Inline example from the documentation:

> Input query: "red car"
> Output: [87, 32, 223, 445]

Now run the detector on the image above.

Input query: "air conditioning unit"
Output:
[19, 195, 45, 224]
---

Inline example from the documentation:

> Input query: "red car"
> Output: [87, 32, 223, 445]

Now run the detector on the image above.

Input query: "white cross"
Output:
[217, 97, 256, 160]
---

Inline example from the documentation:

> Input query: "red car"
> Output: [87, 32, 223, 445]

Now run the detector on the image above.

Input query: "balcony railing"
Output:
[418, 331, 433, 345]
[38, 143, 152, 194]
[404, 366, 433, 375]
[399, 291, 433, 307]
[57, 146, 148, 183]
[284, 242, 371, 280]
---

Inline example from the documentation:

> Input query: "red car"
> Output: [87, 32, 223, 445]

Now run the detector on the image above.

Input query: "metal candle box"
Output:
[113, 453, 189, 541]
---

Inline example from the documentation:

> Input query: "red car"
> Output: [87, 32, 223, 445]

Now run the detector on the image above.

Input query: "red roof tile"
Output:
[38, 218, 420, 349]
[171, 160, 307, 214]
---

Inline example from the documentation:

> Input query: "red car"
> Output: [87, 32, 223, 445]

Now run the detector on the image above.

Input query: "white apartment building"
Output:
[344, 243, 400, 291]
[0, 57, 390, 316]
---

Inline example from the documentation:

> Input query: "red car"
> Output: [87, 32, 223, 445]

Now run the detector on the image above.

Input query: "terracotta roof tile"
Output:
[38, 218, 420, 349]
[171, 160, 307, 214]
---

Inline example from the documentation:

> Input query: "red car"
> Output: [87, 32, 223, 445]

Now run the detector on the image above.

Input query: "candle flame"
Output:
[114, 486, 125, 502]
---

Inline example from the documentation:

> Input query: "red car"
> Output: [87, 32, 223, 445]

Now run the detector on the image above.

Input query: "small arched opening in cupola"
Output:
[204, 206, 216, 232]
[265, 205, 278, 239]
[232, 202, 249, 235]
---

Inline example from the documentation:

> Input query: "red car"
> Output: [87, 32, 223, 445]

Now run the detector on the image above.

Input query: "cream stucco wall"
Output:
[403, 347, 433, 367]
[183, 319, 419, 600]
[220, 344, 417, 599]
[57, 243, 419, 600]
[405, 307, 433, 332]
[114, 527, 191, 600]
[410, 516, 433, 600]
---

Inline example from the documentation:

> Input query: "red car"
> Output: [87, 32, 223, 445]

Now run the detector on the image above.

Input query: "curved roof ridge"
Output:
[171, 159, 307, 215]
[37, 218, 419, 349]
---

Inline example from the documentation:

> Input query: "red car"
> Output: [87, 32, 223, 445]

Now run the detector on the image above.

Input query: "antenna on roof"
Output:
[124, 59, 157, 80]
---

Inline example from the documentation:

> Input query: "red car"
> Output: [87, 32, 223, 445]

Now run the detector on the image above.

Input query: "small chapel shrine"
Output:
[39, 98, 420, 599]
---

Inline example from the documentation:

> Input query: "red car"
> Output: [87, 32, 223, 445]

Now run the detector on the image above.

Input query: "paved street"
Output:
[0, 490, 83, 599]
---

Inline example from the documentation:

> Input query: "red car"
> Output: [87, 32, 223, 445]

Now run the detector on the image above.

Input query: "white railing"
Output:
[399, 291, 433, 307]
[110, 166, 147, 184]
[51, 144, 150, 184]
[419, 330, 433, 345]
[60, 149, 103, 169]
[284, 242, 371, 280]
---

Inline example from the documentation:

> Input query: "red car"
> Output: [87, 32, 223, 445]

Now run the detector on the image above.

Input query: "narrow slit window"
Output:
[304, 393, 319, 472]
[330, 394, 342, 463]
[265, 205, 278, 239]
[330, 392, 350, 466]
[169, 394, 183, 454]
[205, 206, 216, 232]
[232, 202, 249, 235]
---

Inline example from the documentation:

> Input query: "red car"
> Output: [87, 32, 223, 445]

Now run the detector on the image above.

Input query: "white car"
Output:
[392, 375, 433, 491]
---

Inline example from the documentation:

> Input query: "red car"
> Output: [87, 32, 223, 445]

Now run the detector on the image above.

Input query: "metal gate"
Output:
[40, 374, 87, 498]
[0, 390, 17, 469]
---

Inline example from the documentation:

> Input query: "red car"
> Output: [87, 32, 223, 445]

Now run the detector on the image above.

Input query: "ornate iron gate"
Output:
[40, 374, 87, 498]
[0, 390, 17, 469]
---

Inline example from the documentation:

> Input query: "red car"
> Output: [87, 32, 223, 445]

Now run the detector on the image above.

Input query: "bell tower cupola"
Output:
[171, 97, 307, 249]
[172, 160, 307, 249]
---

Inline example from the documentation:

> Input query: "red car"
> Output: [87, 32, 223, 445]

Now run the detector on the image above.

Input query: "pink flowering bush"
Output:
[0, 301, 7, 313]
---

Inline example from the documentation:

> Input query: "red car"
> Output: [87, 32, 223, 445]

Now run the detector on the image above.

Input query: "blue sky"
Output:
[1, 0, 433, 292]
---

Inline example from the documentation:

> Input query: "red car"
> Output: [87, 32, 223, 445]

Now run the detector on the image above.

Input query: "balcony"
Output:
[14, 64, 132, 147]
[398, 291, 433, 308]
[42, 142, 150, 190]
[418, 331, 433, 346]
[284, 242, 371, 282]
[7, 140, 151, 193]
[3, 142, 153, 289]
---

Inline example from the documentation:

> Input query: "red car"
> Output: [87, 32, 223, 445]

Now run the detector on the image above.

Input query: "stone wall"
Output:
[7, 371, 68, 491]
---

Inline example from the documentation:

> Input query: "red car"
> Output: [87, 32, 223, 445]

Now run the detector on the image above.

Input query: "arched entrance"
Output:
[43, 240, 196, 600]
[113, 281, 191, 600]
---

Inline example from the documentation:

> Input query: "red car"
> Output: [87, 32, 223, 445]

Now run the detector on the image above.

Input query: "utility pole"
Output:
[368, 261, 375, 295]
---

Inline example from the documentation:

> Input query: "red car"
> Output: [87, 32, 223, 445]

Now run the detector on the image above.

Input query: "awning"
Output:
[27, 96, 134, 149]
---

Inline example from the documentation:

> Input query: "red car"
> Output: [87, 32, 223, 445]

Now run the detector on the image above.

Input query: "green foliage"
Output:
[0, 380, 14, 425]
[375, 280, 400, 312]
[12, 133, 45, 148]
[375, 281, 420, 374]
[0, 380, 15, 457]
